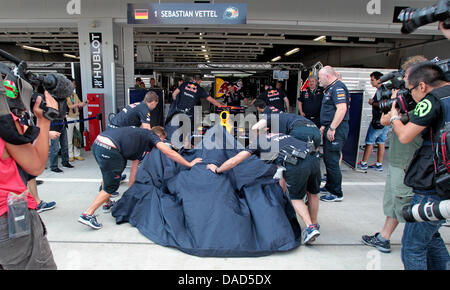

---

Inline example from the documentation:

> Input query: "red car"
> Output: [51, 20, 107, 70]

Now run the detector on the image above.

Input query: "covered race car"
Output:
[112, 125, 302, 257]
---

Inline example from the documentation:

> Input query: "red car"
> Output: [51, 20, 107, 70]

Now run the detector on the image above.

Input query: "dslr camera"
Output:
[398, 0, 450, 34]
[378, 70, 417, 114]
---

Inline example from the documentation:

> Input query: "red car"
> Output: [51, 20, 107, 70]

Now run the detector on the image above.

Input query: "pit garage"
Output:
[0, 0, 449, 269]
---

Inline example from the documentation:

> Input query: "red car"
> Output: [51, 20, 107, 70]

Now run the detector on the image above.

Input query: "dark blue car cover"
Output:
[112, 125, 302, 257]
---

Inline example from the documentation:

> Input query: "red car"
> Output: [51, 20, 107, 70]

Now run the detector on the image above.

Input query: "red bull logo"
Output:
[267, 90, 280, 97]
[186, 83, 198, 93]
[215, 78, 230, 98]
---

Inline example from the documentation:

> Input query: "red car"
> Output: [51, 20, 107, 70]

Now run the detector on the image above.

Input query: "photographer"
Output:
[0, 91, 58, 270]
[389, 62, 450, 270]
[362, 57, 426, 253]
[358, 72, 391, 171]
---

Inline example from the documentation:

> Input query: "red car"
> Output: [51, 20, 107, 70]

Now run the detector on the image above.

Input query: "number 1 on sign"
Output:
[154, 11, 157, 17]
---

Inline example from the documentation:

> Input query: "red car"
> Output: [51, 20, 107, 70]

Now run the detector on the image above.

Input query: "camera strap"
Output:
[0, 74, 11, 117]
[17, 77, 34, 116]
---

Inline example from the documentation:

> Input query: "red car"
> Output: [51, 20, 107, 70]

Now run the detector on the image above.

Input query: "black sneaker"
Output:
[362, 233, 391, 253]
[62, 163, 74, 168]
[51, 168, 63, 173]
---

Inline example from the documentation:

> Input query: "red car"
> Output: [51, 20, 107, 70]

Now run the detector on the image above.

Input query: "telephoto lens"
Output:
[398, 0, 450, 34]
[402, 200, 450, 222]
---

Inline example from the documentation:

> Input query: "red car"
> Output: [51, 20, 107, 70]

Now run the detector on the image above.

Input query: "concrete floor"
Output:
[35, 148, 450, 270]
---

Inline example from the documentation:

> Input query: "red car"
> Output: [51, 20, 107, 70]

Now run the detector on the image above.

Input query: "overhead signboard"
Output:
[127, 3, 247, 25]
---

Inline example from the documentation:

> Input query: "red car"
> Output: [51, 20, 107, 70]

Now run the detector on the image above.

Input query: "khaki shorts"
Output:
[383, 165, 414, 223]
[0, 210, 56, 270]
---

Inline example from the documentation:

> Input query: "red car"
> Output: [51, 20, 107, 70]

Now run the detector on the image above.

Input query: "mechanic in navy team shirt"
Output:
[108, 90, 160, 187]
[166, 74, 223, 146]
[298, 75, 324, 128]
[253, 99, 321, 149]
[170, 74, 222, 121]
[252, 83, 290, 112]
[78, 126, 202, 230]
[225, 85, 244, 107]
[317, 66, 350, 203]
[207, 128, 321, 245]
[109, 90, 159, 130]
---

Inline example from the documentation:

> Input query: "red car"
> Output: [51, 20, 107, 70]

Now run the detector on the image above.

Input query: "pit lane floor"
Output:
[36, 149, 449, 270]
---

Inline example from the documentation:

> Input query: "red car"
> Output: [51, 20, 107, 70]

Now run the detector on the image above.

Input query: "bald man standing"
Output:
[317, 66, 350, 202]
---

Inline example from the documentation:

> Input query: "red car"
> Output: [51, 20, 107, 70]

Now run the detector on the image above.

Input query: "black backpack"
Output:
[430, 87, 450, 199]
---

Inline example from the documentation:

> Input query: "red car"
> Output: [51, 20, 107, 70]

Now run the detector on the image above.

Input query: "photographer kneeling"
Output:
[389, 62, 450, 270]
[0, 91, 58, 270]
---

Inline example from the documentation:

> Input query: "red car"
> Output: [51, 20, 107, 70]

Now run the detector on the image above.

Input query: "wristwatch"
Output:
[390, 116, 401, 125]
[329, 126, 335, 131]
[215, 168, 221, 174]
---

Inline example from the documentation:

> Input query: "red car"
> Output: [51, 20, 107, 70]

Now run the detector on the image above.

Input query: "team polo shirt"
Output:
[258, 88, 287, 112]
[109, 102, 151, 127]
[320, 80, 350, 126]
[176, 81, 209, 113]
[298, 87, 324, 118]
[101, 127, 162, 161]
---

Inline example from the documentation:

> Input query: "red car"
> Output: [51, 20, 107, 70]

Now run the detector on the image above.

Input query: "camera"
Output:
[398, 0, 450, 34]
[432, 57, 450, 81]
[402, 199, 450, 222]
[0, 48, 73, 121]
[377, 70, 417, 114]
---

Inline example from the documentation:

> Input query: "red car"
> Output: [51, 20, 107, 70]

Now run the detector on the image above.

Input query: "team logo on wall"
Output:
[223, 7, 239, 19]
[216, 78, 230, 98]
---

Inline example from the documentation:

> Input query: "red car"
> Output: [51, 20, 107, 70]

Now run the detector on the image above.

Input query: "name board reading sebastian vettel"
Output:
[127, 3, 247, 25]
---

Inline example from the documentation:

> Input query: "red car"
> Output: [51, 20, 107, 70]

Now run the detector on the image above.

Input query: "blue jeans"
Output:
[401, 193, 450, 270]
[49, 127, 69, 169]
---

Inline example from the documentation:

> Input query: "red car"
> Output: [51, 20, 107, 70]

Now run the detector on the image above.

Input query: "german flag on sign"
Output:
[135, 9, 149, 20]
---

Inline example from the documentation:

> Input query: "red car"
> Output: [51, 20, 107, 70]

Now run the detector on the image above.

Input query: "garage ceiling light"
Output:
[285, 48, 300, 56]
[331, 36, 348, 41]
[271, 56, 281, 62]
[22, 45, 49, 53]
[63, 53, 80, 60]
[359, 37, 376, 42]
[313, 35, 326, 42]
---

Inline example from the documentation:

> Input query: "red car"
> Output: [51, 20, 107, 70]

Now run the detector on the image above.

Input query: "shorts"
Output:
[0, 210, 56, 270]
[365, 124, 390, 145]
[92, 140, 127, 195]
[284, 153, 321, 200]
[383, 165, 414, 223]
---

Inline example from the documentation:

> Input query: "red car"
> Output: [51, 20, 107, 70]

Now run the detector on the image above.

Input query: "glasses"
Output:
[407, 83, 419, 93]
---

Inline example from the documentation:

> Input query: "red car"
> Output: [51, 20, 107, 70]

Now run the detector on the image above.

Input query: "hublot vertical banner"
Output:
[90, 32, 104, 89]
